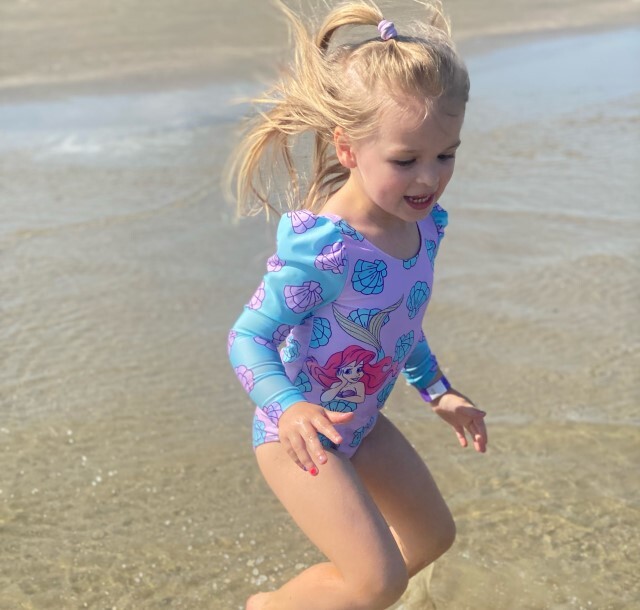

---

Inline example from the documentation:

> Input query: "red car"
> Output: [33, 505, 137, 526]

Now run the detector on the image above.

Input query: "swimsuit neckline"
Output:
[319, 212, 425, 262]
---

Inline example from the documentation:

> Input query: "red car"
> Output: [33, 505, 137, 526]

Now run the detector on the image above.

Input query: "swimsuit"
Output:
[228, 206, 448, 458]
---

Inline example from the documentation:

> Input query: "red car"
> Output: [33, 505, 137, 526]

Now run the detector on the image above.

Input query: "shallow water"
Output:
[1, 5, 639, 610]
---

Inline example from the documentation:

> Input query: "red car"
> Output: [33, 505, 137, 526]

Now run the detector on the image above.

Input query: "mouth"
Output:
[404, 193, 435, 210]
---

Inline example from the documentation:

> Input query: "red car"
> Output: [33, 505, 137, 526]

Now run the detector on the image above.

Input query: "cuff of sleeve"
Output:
[417, 375, 451, 403]
[278, 390, 309, 412]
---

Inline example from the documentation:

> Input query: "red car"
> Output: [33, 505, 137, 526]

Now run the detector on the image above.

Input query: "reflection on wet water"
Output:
[1, 25, 639, 610]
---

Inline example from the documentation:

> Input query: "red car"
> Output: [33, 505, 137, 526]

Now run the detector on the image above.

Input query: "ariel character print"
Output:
[306, 345, 396, 413]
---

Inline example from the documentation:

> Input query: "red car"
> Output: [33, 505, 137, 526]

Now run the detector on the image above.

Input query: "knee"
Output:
[352, 561, 409, 610]
[435, 514, 456, 557]
[410, 515, 457, 576]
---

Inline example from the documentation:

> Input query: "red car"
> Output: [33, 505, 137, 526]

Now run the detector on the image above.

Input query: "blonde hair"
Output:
[227, 0, 469, 217]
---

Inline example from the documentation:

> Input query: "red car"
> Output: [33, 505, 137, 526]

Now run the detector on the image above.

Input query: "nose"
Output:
[417, 162, 439, 189]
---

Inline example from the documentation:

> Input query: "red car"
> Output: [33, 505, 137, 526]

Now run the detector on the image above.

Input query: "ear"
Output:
[334, 127, 357, 169]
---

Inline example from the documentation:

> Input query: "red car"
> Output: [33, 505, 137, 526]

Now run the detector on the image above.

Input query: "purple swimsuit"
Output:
[228, 206, 447, 457]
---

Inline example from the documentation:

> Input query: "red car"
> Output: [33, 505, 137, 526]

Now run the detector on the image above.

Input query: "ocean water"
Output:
[1, 11, 639, 610]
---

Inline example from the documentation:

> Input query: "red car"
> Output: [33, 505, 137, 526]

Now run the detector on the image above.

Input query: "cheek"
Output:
[439, 163, 456, 191]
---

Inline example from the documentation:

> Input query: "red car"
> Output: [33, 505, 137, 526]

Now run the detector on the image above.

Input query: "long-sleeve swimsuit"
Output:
[228, 205, 448, 458]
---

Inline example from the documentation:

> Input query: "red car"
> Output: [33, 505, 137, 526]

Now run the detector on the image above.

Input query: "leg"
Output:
[351, 414, 456, 577]
[249, 441, 408, 610]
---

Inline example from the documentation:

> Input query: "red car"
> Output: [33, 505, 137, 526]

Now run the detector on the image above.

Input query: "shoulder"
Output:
[429, 203, 448, 231]
[276, 211, 343, 255]
[273, 211, 347, 283]
[418, 203, 448, 244]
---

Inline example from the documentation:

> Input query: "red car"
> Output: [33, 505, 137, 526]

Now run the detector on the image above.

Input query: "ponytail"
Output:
[226, 0, 468, 218]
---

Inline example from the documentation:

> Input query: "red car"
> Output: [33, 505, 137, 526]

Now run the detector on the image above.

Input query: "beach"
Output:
[1, 1, 639, 608]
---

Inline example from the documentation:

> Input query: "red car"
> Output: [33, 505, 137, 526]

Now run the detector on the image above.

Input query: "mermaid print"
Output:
[306, 345, 395, 411]
[305, 294, 403, 411]
[332, 296, 403, 356]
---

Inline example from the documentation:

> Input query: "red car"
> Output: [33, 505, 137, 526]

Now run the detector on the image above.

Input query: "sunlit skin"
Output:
[280, 97, 487, 475]
[325, 98, 465, 260]
[249, 97, 487, 610]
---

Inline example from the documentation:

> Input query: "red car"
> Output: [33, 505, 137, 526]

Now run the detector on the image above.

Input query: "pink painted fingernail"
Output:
[309, 467, 318, 476]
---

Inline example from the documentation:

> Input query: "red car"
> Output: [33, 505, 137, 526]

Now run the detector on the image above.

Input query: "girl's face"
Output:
[338, 360, 364, 383]
[340, 99, 465, 226]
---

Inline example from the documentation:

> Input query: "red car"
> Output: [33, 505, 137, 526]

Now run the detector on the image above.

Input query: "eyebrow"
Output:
[389, 140, 462, 154]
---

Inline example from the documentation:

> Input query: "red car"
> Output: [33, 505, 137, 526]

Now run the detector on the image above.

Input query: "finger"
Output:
[468, 419, 487, 453]
[300, 422, 331, 467]
[315, 419, 344, 446]
[284, 443, 308, 472]
[301, 422, 327, 474]
[453, 424, 467, 448]
[475, 416, 488, 450]
[325, 410, 355, 423]
[288, 434, 318, 475]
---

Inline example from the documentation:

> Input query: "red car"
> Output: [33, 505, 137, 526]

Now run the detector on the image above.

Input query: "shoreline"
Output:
[1, 16, 638, 106]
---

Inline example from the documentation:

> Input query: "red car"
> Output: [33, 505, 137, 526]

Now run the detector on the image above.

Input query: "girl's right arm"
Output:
[228, 212, 351, 473]
[276, 401, 353, 474]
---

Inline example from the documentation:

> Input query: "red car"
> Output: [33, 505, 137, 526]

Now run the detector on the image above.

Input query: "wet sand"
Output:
[1, 1, 639, 609]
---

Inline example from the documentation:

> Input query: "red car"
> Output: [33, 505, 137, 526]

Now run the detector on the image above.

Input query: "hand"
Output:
[432, 389, 488, 453]
[277, 402, 355, 475]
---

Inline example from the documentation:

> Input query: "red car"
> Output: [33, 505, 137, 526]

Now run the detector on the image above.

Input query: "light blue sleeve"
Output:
[401, 330, 440, 397]
[431, 203, 448, 250]
[401, 204, 449, 399]
[228, 212, 347, 412]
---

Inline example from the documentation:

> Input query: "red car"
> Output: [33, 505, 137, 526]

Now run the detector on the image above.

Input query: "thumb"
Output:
[325, 410, 355, 422]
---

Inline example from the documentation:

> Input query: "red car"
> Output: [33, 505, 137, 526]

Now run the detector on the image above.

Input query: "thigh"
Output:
[255, 441, 405, 582]
[351, 414, 455, 575]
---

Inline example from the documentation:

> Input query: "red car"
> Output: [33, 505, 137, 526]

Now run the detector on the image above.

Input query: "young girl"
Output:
[227, 2, 488, 608]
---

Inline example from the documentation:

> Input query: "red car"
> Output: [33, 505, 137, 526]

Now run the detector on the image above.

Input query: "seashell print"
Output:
[234, 365, 255, 393]
[253, 419, 267, 446]
[248, 281, 265, 310]
[227, 330, 237, 355]
[272, 324, 292, 346]
[314, 241, 345, 274]
[406, 281, 430, 319]
[394, 331, 415, 363]
[432, 204, 447, 241]
[376, 379, 397, 408]
[318, 433, 339, 450]
[403, 253, 419, 269]
[336, 219, 364, 241]
[294, 371, 312, 393]
[284, 280, 323, 313]
[347, 307, 390, 328]
[425, 239, 437, 268]
[310, 317, 331, 348]
[262, 402, 283, 425]
[267, 254, 285, 272]
[352, 259, 387, 295]
[254, 336, 277, 351]
[281, 338, 301, 363]
[288, 210, 317, 234]
[349, 415, 376, 447]
[323, 399, 357, 413]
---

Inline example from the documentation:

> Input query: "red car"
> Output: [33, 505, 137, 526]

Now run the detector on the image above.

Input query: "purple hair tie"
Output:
[377, 19, 397, 41]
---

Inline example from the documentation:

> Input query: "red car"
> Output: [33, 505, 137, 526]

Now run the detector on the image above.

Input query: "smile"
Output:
[404, 193, 435, 210]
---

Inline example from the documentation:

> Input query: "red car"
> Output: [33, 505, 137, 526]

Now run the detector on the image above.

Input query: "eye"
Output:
[393, 159, 416, 167]
[438, 154, 456, 161]
[343, 368, 352, 375]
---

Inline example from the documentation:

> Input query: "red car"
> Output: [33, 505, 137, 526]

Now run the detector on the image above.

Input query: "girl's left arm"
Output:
[430, 380, 488, 453]
[401, 339, 487, 453]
